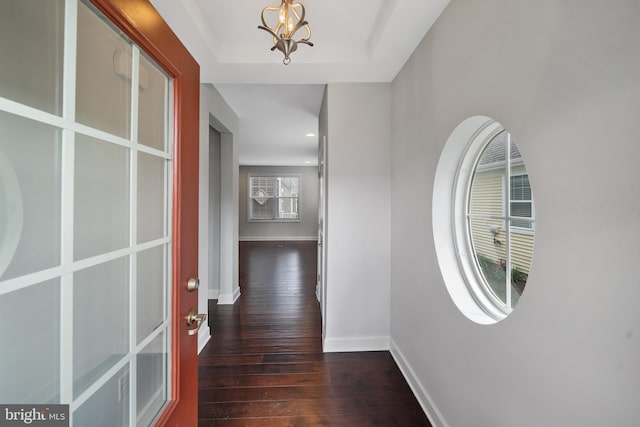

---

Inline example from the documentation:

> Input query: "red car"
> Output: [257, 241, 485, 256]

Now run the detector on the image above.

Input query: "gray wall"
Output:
[390, 1, 640, 426]
[321, 83, 392, 352]
[208, 127, 221, 298]
[239, 166, 318, 241]
[199, 83, 240, 343]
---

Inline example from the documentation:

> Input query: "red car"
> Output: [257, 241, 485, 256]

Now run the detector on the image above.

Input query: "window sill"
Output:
[510, 227, 535, 236]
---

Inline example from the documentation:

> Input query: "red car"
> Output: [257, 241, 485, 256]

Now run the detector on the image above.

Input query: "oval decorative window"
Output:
[433, 117, 536, 323]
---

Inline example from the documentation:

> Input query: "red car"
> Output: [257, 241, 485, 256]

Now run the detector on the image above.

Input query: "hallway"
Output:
[197, 241, 430, 426]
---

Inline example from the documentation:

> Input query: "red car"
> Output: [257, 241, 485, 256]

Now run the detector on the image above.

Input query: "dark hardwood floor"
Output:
[198, 241, 431, 427]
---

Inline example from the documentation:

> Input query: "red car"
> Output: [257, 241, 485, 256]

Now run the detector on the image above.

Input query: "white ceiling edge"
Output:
[150, 0, 451, 84]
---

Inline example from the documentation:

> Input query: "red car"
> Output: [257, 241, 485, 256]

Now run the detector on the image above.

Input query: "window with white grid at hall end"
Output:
[249, 175, 301, 222]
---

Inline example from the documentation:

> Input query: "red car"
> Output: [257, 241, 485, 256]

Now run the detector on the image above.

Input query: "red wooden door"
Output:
[89, 1, 200, 425]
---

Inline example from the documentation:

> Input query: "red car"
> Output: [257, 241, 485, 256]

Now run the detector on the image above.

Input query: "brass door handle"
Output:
[186, 309, 207, 336]
[187, 277, 200, 292]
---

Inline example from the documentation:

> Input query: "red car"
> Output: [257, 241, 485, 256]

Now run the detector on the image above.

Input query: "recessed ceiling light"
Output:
[305, 160, 313, 164]
[306, 133, 316, 137]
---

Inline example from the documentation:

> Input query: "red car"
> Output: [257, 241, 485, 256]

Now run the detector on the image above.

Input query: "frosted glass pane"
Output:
[137, 245, 165, 342]
[74, 365, 129, 427]
[0, 0, 64, 115]
[0, 279, 60, 403]
[137, 153, 166, 243]
[75, 134, 129, 260]
[0, 111, 61, 281]
[137, 332, 167, 426]
[76, 2, 131, 138]
[138, 55, 168, 151]
[74, 257, 129, 398]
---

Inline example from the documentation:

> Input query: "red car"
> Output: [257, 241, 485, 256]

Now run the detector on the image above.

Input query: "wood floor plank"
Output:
[199, 385, 335, 403]
[208, 414, 400, 427]
[199, 372, 330, 389]
[199, 361, 325, 377]
[198, 241, 431, 426]
[199, 383, 415, 404]
[199, 397, 369, 419]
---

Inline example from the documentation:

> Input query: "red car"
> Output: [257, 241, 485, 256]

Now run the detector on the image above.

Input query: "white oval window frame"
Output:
[433, 116, 514, 324]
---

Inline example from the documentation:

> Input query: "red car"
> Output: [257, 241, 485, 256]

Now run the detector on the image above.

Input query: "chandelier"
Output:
[258, 0, 313, 65]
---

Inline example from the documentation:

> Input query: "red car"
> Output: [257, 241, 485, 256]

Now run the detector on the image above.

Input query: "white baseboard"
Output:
[218, 286, 241, 305]
[323, 335, 390, 353]
[198, 326, 211, 354]
[239, 236, 318, 242]
[390, 338, 449, 427]
[208, 288, 220, 300]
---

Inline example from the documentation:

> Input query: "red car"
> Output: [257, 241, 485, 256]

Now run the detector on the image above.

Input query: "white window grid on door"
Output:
[0, 0, 173, 425]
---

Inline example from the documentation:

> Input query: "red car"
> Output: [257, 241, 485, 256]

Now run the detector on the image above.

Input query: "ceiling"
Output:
[215, 83, 326, 166]
[150, 0, 450, 165]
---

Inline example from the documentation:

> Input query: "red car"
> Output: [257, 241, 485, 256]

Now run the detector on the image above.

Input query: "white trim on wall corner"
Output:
[389, 338, 450, 427]
[239, 236, 318, 242]
[323, 336, 390, 353]
[232, 286, 241, 302]
[218, 286, 241, 305]
[208, 289, 220, 300]
[198, 326, 211, 354]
